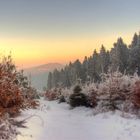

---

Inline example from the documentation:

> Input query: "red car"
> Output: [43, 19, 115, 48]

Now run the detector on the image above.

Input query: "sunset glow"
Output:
[0, 0, 140, 68]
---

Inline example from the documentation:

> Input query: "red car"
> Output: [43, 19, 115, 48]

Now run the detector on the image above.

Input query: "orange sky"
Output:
[0, 0, 140, 68]
[0, 32, 133, 68]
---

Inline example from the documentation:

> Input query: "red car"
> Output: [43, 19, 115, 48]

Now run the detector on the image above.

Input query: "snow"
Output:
[17, 100, 140, 140]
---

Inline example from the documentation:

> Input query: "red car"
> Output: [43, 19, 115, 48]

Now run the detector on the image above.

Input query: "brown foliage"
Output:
[131, 81, 140, 108]
[88, 89, 97, 107]
[45, 90, 58, 101]
[23, 99, 39, 109]
[0, 56, 38, 117]
[0, 57, 23, 116]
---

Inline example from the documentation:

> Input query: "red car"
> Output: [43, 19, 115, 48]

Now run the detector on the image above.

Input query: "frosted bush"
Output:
[0, 116, 18, 140]
[46, 71, 140, 115]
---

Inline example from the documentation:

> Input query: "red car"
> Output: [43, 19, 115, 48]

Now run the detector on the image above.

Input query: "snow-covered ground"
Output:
[17, 100, 140, 140]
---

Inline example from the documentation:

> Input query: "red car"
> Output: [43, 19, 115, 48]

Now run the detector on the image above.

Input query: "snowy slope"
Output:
[17, 100, 140, 140]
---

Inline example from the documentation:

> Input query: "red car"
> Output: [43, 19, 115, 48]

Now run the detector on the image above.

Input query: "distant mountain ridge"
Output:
[24, 63, 63, 74]
[24, 63, 64, 91]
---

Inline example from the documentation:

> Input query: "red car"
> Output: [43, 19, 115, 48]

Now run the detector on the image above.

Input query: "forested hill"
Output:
[47, 32, 140, 89]
[24, 63, 64, 91]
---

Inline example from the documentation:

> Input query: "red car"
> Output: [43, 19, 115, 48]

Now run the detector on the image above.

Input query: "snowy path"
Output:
[17, 100, 140, 140]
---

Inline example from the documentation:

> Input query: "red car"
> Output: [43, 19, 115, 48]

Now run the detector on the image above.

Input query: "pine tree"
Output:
[73, 59, 84, 83]
[110, 38, 129, 73]
[128, 32, 140, 75]
[92, 50, 101, 82]
[129, 46, 140, 75]
[52, 69, 60, 87]
[83, 56, 88, 82]
[99, 45, 110, 73]
[130, 33, 138, 48]
[63, 66, 71, 87]
[47, 72, 52, 89]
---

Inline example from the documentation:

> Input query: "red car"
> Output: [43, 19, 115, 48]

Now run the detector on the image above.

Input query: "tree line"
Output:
[47, 32, 140, 89]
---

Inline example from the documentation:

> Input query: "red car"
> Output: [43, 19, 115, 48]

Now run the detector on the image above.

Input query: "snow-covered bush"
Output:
[60, 87, 74, 103]
[0, 118, 17, 140]
[87, 89, 97, 107]
[131, 81, 140, 108]
[69, 93, 88, 107]
[96, 71, 132, 111]
[58, 95, 66, 103]
[69, 85, 89, 107]
[16, 70, 40, 100]
[82, 71, 140, 114]
[45, 70, 140, 116]
[0, 55, 38, 117]
[0, 56, 24, 116]
[45, 88, 60, 101]
[73, 85, 82, 93]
